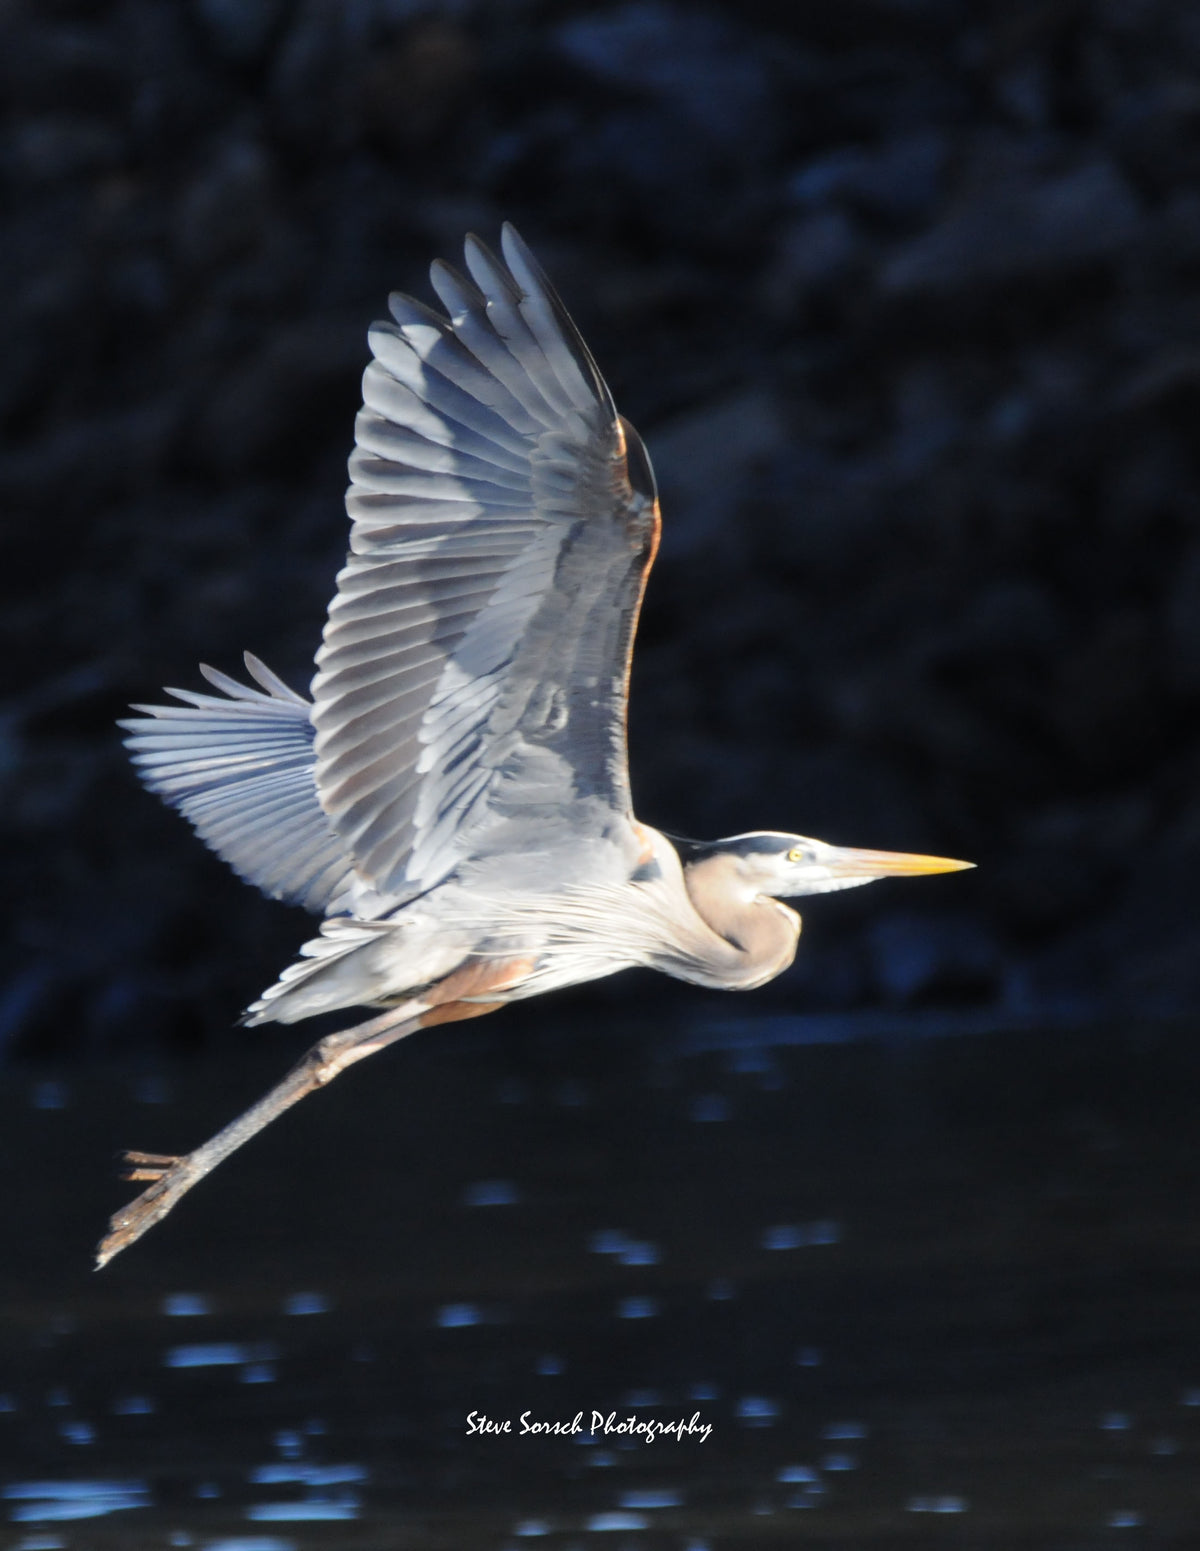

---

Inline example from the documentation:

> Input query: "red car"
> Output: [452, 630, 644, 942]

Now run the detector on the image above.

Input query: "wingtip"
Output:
[243, 651, 308, 705]
[499, 220, 528, 260]
[461, 230, 521, 301]
[499, 222, 546, 294]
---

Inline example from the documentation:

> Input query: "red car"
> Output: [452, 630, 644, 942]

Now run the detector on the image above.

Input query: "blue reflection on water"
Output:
[4, 1479, 151, 1522]
[165, 1343, 279, 1369]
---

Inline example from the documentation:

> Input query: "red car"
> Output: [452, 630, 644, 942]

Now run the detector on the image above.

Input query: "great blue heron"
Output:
[97, 226, 971, 1268]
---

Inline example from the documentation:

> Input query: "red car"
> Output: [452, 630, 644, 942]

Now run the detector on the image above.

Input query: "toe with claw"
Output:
[120, 1149, 180, 1182]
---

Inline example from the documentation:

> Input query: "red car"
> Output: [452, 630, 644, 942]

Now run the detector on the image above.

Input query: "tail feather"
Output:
[240, 917, 401, 1025]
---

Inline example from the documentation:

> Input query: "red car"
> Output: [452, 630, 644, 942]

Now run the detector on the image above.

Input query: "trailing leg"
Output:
[95, 1003, 422, 1268]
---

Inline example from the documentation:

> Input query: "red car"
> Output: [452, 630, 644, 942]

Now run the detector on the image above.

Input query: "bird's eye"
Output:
[787, 846, 805, 863]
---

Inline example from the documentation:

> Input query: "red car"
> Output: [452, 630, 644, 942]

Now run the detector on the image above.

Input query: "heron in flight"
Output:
[97, 226, 971, 1267]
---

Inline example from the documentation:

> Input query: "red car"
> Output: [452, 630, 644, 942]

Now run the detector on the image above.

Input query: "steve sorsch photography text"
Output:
[466, 1409, 713, 1444]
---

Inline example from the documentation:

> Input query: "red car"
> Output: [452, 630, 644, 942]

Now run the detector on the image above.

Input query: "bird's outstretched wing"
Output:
[120, 655, 357, 913]
[311, 224, 660, 900]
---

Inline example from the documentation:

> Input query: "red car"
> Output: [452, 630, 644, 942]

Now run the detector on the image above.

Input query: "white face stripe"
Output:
[784, 873, 875, 897]
[725, 837, 880, 899]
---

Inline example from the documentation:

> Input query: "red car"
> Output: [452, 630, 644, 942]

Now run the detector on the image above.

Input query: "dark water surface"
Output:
[3, 1016, 1200, 1548]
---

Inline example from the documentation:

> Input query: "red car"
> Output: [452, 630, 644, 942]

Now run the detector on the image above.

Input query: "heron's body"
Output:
[250, 821, 801, 1030]
[98, 226, 969, 1266]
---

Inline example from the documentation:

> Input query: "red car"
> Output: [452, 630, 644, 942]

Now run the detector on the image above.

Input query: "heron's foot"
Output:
[120, 1149, 180, 1182]
[94, 1006, 427, 1270]
[96, 1153, 199, 1269]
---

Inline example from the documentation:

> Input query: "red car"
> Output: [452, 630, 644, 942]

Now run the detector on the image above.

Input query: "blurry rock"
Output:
[782, 936, 870, 1012]
[592, 256, 711, 325]
[1050, 611, 1162, 775]
[192, 0, 286, 64]
[174, 136, 276, 271]
[363, 20, 478, 155]
[762, 447, 896, 583]
[1119, 346, 1200, 413]
[839, 663, 1016, 780]
[556, 105, 720, 229]
[0, 405, 178, 506]
[6, 0, 1200, 1053]
[994, 58, 1052, 131]
[0, 965, 54, 1063]
[1158, 191, 1200, 262]
[648, 390, 785, 558]
[1026, 823, 1200, 1016]
[990, 847, 1118, 938]
[993, 794, 1151, 939]
[869, 911, 999, 1005]
[1112, 933, 1200, 1016]
[944, 580, 1064, 665]
[763, 209, 862, 312]
[192, 319, 365, 476]
[411, 193, 500, 255]
[882, 155, 1143, 293]
[3, 116, 123, 183]
[1166, 542, 1200, 694]
[763, 751, 927, 865]
[788, 131, 949, 220]
[886, 359, 962, 477]
[5, 20, 129, 116]
[556, 1, 774, 152]
[1022, 794, 1152, 854]
[268, 0, 350, 148]
[106, 253, 172, 320]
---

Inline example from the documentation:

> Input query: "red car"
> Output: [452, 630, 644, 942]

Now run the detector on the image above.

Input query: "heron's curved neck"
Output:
[679, 852, 800, 991]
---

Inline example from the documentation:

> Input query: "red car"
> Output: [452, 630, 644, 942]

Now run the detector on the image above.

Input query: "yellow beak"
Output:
[821, 845, 975, 879]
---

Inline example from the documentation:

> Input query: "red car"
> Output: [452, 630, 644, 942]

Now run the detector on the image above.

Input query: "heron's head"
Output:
[684, 831, 974, 899]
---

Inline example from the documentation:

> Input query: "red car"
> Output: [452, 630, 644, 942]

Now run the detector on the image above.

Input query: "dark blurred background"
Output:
[3, 0, 1199, 1062]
